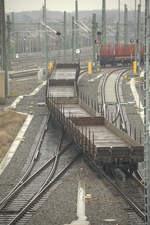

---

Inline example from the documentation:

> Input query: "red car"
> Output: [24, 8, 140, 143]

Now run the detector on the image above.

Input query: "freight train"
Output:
[46, 63, 144, 174]
[99, 44, 144, 66]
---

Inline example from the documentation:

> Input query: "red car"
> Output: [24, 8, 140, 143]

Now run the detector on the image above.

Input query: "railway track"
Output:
[112, 172, 145, 221]
[0, 114, 80, 225]
[85, 155, 145, 224]
[11, 47, 92, 71]
[2, 64, 144, 224]
[9, 70, 39, 80]
[114, 69, 129, 131]
[80, 67, 145, 223]
[101, 68, 129, 131]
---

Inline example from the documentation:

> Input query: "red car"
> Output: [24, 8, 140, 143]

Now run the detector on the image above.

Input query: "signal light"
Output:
[95, 40, 99, 44]
[130, 39, 139, 44]
[97, 31, 101, 36]
[56, 31, 61, 36]
[130, 39, 134, 43]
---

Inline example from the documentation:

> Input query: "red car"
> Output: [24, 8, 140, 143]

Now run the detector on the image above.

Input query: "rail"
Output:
[8, 153, 81, 225]
[78, 69, 142, 144]
[84, 155, 145, 223]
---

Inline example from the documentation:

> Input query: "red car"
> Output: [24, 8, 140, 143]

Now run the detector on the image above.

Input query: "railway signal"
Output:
[96, 31, 101, 71]
[95, 40, 99, 44]
[130, 38, 140, 76]
[130, 39, 134, 44]
[56, 31, 61, 61]
[56, 31, 61, 36]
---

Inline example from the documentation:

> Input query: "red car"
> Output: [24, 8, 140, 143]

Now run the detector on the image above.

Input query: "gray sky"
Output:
[5, 0, 144, 13]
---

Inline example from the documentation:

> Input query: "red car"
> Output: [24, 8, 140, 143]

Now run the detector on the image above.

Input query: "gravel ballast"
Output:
[27, 159, 131, 225]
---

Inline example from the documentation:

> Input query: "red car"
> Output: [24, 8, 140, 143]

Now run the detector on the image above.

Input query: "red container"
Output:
[115, 44, 135, 57]
[100, 44, 114, 57]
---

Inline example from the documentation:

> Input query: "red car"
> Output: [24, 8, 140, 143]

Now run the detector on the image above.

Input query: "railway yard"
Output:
[0, 60, 146, 225]
[1, 0, 150, 225]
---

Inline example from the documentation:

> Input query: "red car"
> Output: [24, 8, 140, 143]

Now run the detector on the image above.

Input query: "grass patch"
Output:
[0, 111, 26, 163]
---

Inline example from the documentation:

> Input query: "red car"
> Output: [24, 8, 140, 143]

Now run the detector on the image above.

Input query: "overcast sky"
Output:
[5, 0, 144, 13]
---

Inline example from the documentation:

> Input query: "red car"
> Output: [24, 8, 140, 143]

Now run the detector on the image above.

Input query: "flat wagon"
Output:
[46, 63, 144, 173]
